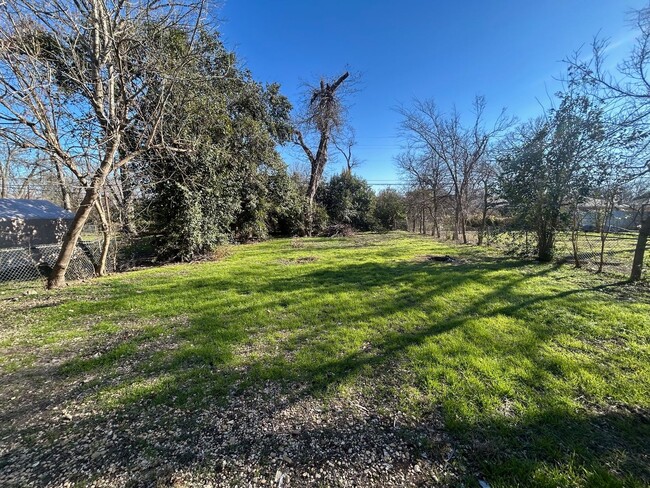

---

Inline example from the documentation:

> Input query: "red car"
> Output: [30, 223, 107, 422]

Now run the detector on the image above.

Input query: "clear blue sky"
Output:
[218, 0, 646, 187]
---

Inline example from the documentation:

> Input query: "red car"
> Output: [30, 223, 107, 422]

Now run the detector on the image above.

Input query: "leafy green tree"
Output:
[499, 93, 606, 261]
[375, 188, 406, 230]
[319, 172, 376, 231]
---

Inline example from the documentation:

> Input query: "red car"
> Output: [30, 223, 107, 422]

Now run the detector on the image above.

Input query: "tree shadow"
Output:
[0, 251, 646, 486]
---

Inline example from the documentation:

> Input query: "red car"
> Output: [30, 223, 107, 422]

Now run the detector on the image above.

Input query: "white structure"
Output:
[0, 199, 73, 248]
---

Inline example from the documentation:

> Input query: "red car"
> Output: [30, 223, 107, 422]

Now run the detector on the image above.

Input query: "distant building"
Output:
[0, 199, 73, 248]
[578, 197, 639, 232]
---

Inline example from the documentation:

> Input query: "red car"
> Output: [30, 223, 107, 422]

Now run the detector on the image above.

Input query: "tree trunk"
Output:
[0, 165, 6, 198]
[571, 230, 581, 268]
[630, 205, 650, 281]
[305, 141, 328, 237]
[570, 206, 581, 268]
[537, 226, 555, 262]
[460, 213, 467, 244]
[47, 149, 116, 289]
[598, 236, 606, 273]
[47, 185, 100, 288]
[94, 198, 112, 276]
[597, 196, 615, 273]
[54, 157, 72, 211]
[429, 205, 439, 238]
[478, 180, 488, 246]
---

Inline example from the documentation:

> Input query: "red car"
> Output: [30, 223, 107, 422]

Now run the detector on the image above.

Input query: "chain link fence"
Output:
[485, 228, 645, 277]
[553, 230, 641, 276]
[430, 226, 647, 278]
[0, 239, 116, 284]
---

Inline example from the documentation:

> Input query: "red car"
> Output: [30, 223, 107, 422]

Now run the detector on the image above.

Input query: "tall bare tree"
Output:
[475, 160, 498, 245]
[0, 0, 205, 288]
[293, 71, 351, 234]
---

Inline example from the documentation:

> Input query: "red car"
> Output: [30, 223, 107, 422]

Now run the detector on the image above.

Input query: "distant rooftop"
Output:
[0, 199, 74, 220]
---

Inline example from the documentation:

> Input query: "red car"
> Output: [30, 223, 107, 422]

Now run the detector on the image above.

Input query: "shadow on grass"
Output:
[0, 252, 647, 486]
[475, 406, 650, 487]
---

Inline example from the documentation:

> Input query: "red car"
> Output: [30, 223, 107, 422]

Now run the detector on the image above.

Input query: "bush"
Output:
[319, 172, 376, 230]
[375, 188, 406, 230]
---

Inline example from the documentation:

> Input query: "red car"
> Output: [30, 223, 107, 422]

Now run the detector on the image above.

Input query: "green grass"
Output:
[1, 232, 649, 487]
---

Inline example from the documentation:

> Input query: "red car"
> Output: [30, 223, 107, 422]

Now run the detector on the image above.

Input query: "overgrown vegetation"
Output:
[1, 233, 648, 486]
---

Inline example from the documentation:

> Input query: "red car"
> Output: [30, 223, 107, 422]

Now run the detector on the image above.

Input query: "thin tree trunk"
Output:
[571, 205, 581, 268]
[54, 157, 72, 211]
[598, 236, 606, 273]
[94, 197, 111, 276]
[571, 230, 580, 268]
[630, 205, 650, 281]
[478, 180, 488, 246]
[597, 199, 614, 273]
[0, 166, 6, 198]
[461, 213, 467, 244]
[453, 202, 460, 241]
[429, 204, 440, 238]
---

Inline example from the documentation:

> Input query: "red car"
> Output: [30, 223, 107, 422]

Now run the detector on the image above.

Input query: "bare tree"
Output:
[398, 96, 512, 243]
[333, 128, 361, 175]
[0, 0, 205, 288]
[396, 150, 448, 238]
[567, 5, 650, 280]
[475, 160, 498, 245]
[0, 143, 44, 198]
[293, 71, 351, 234]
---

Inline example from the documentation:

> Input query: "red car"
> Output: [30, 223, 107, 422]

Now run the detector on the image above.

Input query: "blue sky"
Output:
[218, 0, 646, 187]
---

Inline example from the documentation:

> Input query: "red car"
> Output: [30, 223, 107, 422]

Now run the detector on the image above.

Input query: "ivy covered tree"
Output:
[293, 72, 353, 234]
[139, 31, 295, 260]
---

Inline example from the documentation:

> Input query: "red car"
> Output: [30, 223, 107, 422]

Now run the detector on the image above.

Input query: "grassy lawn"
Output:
[1, 232, 648, 487]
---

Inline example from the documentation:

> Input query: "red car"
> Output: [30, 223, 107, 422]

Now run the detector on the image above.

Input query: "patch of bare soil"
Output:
[278, 256, 319, 266]
[415, 255, 464, 265]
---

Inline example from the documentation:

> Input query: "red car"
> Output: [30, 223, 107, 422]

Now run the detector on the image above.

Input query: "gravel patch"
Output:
[1, 367, 465, 487]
